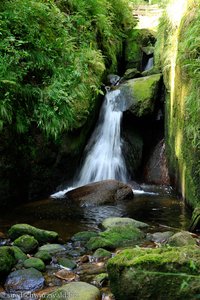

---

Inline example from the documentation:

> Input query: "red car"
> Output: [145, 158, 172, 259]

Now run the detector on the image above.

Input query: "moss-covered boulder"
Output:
[23, 258, 45, 272]
[71, 231, 98, 242]
[167, 231, 196, 247]
[119, 74, 162, 117]
[8, 224, 58, 244]
[34, 250, 52, 263]
[107, 246, 200, 300]
[0, 247, 16, 276]
[12, 246, 27, 262]
[13, 235, 38, 254]
[57, 258, 76, 270]
[101, 217, 148, 230]
[122, 68, 141, 81]
[38, 244, 66, 255]
[86, 225, 144, 251]
[93, 248, 112, 260]
[5, 268, 44, 293]
[44, 281, 101, 300]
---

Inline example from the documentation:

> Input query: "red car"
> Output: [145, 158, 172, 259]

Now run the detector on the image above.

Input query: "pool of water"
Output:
[0, 185, 191, 241]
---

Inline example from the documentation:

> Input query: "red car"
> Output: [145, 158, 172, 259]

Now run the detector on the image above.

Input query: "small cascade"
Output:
[51, 89, 129, 198]
[144, 57, 154, 71]
[75, 89, 128, 186]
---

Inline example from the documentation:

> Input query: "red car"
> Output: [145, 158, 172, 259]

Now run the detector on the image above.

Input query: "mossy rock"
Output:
[23, 258, 45, 272]
[101, 217, 148, 230]
[0, 247, 16, 276]
[44, 281, 101, 300]
[38, 244, 66, 255]
[122, 68, 141, 81]
[57, 258, 76, 270]
[87, 225, 144, 251]
[107, 246, 200, 300]
[93, 273, 109, 287]
[71, 231, 98, 242]
[119, 74, 162, 117]
[13, 235, 38, 254]
[12, 246, 27, 262]
[34, 250, 52, 263]
[93, 248, 112, 260]
[167, 231, 196, 247]
[142, 66, 161, 76]
[8, 224, 58, 244]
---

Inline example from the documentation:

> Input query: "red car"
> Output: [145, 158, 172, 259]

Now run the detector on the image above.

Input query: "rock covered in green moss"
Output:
[122, 68, 141, 80]
[38, 244, 66, 255]
[12, 246, 27, 262]
[8, 224, 58, 244]
[71, 231, 98, 242]
[101, 217, 148, 230]
[93, 273, 109, 287]
[13, 235, 38, 253]
[107, 246, 200, 300]
[23, 258, 45, 272]
[34, 250, 52, 263]
[57, 258, 76, 269]
[167, 231, 196, 247]
[87, 225, 144, 251]
[5, 268, 44, 292]
[44, 281, 101, 300]
[0, 247, 16, 276]
[119, 74, 161, 117]
[93, 248, 112, 260]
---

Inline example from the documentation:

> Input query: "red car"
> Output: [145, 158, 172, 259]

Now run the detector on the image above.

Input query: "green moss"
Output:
[24, 257, 45, 272]
[0, 246, 16, 276]
[13, 234, 39, 254]
[93, 248, 112, 259]
[34, 250, 52, 263]
[71, 231, 98, 242]
[12, 246, 27, 262]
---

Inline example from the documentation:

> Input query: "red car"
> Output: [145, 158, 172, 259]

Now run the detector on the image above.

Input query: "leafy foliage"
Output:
[0, 0, 134, 138]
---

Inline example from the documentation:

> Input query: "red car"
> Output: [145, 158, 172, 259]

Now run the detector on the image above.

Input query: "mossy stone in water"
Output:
[0, 246, 16, 276]
[13, 235, 38, 254]
[101, 217, 148, 230]
[107, 246, 200, 300]
[44, 281, 101, 300]
[38, 244, 66, 255]
[8, 224, 58, 244]
[71, 231, 98, 242]
[93, 248, 112, 260]
[167, 231, 196, 247]
[34, 250, 52, 263]
[24, 258, 45, 272]
[12, 246, 27, 262]
[57, 258, 76, 269]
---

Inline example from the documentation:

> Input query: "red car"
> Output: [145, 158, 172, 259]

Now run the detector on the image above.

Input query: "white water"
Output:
[51, 89, 129, 198]
[144, 57, 154, 71]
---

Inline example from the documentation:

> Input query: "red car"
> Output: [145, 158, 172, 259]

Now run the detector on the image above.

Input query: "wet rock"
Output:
[119, 74, 162, 117]
[54, 269, 78, 282]
[64, 180, 133, 206]
[86, 225, 144, 251]
[71, 231, 98, 242]
[144, 139, 170, 185]
[92, 273, 108, 287]
[5, 268, 44, 293]
[13, 235, 38, 254]
[101, 217, 148, 230]
[23, 258, 45, 272]
[8, 224, 58, 244]
[107, 74, 121, 86]
[107, 246, 200, 300]
[122, 68, 141, 81]
[34, 250, 52, 263]
[142, 66, 161, 77]
[92, 248, 112, 261]
[142, 46, 155, 55]
[12, 246, 27, 262]
[167, 231, 196, 247]
[57, 258, 76, 270]
[44, 281, 101, 300]
[38, 244, 66, 256]
[0, 247, 16, 276]
[147, 231, 174, 244]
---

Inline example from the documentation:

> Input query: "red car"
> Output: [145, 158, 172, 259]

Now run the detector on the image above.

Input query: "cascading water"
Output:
[52, 89, 129, 198]
[76, 89, 128, 186]
[144, 57, 154, 71]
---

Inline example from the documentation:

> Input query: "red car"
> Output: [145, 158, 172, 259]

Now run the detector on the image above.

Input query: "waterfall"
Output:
[76, 89, 128, 186]
[144, 57, 154, 71]
[51, 89, 128, 198]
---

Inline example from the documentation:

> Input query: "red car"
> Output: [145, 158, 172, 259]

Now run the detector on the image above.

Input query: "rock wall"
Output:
[155, 0, 200, 208]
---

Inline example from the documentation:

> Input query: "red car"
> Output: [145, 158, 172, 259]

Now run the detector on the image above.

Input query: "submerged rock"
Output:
[64, 180, 133, 206]
[44, 281, 101, 300]
[101, 217, 148, 230]
[8, 224, 58, 244]
[0, 247, 16, 276]
[107, 246, 200, 300]
[13, 234, 38, 254]
[5, 268, 44, 292]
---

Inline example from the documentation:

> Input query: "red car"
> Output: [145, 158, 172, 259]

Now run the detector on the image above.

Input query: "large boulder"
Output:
[119, 74, 162, 117]
[107, 246, 200, 300]
[8, 224, 58, 244]
[64, 180, 133, 206]
[5, 268, 44, 293]
[0, 247, 16, 276]
[44, 281, 101, 300]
